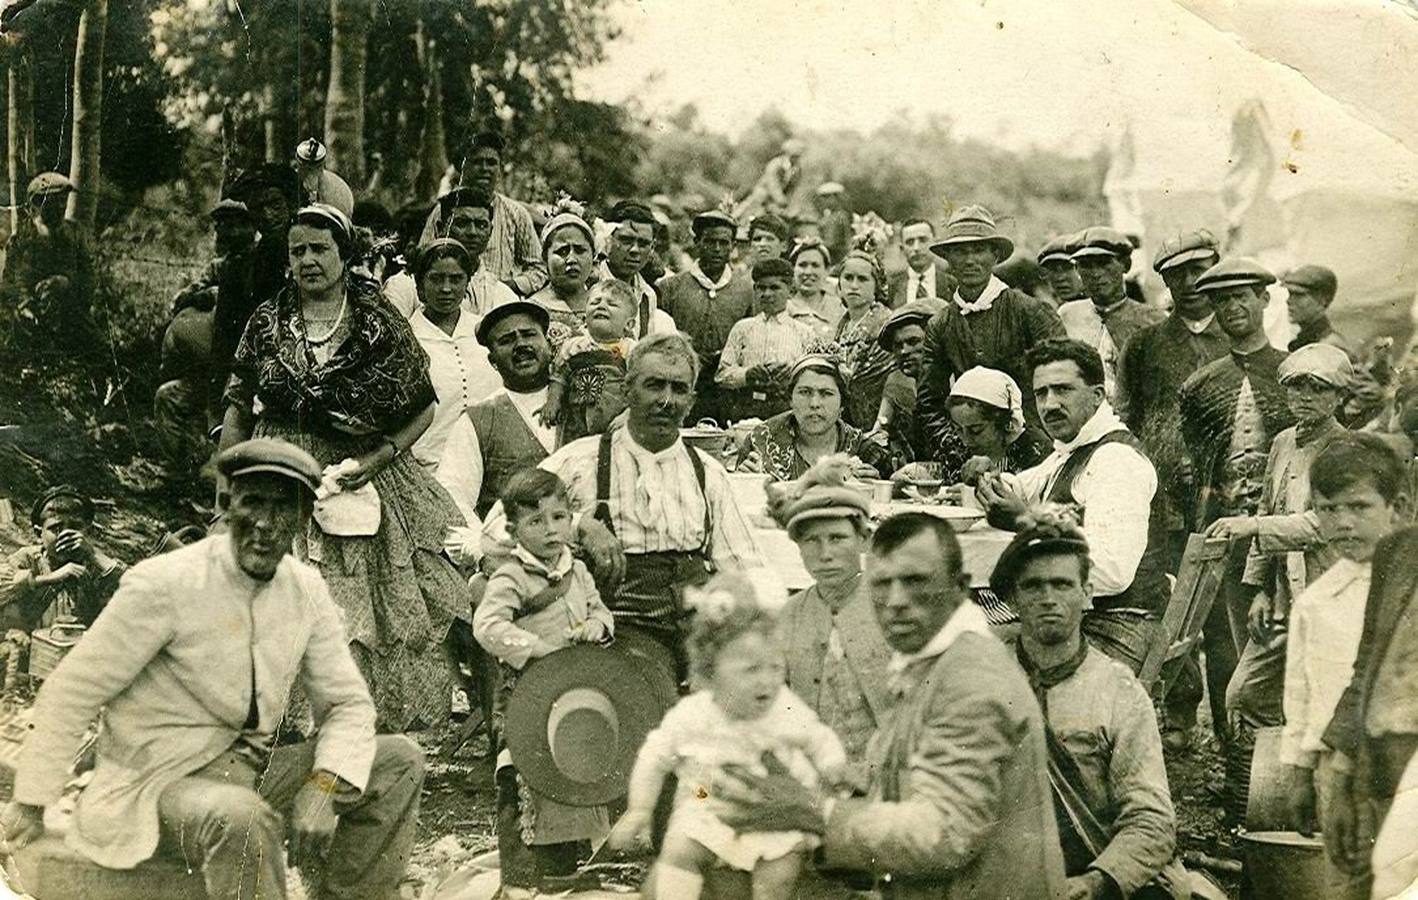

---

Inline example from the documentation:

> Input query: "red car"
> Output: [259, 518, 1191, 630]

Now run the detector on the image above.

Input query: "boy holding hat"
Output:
[1, 485, 124, 633]
[716, 257, 815, 423]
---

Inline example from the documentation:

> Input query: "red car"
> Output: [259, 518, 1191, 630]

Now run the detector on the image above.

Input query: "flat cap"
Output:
[1278, 343, 1353, 389]
[27, 172, 75, 200]
[217, 438, 322, 494]
[988, 523, 1091, 598]
[878, 301, 939, 351]
[751, 257, 793, 282]
[30, 484, 93, 527]
[815, 181, 845, 196]
[1070, 226, 1134, 261]
[475, 299, 550, 347]
[209, 199, 252, 220]
[1282, 264, 1338, 297]
[785, 484, 870, 538]
[691, 208, 737, 235]
[1195, 257, 1276, 294]
[1036, 234, 1075, 266]
[1152, 229, 1220, 273]
[749, 212, 790, 241]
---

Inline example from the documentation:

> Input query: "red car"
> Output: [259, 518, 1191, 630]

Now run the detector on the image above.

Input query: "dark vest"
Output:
[1046, 430, 1170, 615]
[465, 392, 550, 519]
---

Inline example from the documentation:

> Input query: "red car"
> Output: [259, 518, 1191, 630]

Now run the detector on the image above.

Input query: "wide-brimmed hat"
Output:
[929, 205, 1014, 260]
[877, 301, 939, 351]
[503, 643, 675, 806]
[475, 299, 550, 347]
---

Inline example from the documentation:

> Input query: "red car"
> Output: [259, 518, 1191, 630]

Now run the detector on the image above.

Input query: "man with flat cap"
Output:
[1058, 227, 1165, 405]
[437, 299, 559, 528]
[1037, 234, 1086, 306]
[1284, 264, 1354, 357]
[0, 172, 97, 357]
[2, 438, 425, 900]
[1177, 258, 1295, 790]
[656, 208, 756, 424]
[918, 204, 1066, 456]
[993, 521, 1190, 900]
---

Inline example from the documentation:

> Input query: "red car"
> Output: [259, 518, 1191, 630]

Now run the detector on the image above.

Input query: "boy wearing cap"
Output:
[1284, 264, 1354, 357]
[1, 486, 124, 633]
[0, 172, 96, 354]
[1057, 226, 1165, 406]
[716, 257, 815, 423]
[2, 439, 424, 899]
[1037, 235, 1085, 306]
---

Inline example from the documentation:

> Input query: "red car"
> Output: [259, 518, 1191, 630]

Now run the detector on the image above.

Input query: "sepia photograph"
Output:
[0, 0, 1415, 897]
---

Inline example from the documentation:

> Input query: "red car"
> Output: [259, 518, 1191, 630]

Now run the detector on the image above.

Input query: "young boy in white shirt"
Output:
[1280, 433, 1407, 898]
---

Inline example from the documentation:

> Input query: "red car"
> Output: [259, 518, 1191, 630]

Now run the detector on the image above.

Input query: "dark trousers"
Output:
[1082, 609, 1159, 675]
[494, 767, 589, 889]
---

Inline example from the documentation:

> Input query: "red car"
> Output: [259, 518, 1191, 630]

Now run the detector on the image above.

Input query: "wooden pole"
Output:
[65, 0, 107, 232]
[322, 0, 371, 186]
[6, 40, 34, 235]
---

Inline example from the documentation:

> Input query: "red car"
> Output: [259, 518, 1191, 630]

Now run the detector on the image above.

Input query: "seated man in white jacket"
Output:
[1, 439, 425, 900]
[977, 338, 1171, 674]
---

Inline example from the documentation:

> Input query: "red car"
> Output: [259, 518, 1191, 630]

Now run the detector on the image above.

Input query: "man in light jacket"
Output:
[1, 438, 425, 900]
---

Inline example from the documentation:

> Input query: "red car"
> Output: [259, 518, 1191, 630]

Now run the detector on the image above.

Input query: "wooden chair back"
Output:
[1138, 533, 1229, 696]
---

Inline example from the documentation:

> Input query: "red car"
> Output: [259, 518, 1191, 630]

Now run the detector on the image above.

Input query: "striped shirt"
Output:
[419, 192, 547, 297]
[715, 311, 816, 388]
[482, 428, 763, 570]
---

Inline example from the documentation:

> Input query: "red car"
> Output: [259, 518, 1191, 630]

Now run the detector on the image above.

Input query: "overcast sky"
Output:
[576, 0, 1417, 158]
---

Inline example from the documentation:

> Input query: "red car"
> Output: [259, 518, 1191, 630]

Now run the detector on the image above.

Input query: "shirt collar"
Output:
[622, 428, 685, 466]
[1095, 296, 1130, 318]
[410, 308, 475, 341]
[887, 601, 994, 675]
[761, 308, 793, 324]
[511, 544, 574, 579]
[1054, 401, 1126, 454]
[1180, 312, 1216, 334]
[953, 275, 1008, 315]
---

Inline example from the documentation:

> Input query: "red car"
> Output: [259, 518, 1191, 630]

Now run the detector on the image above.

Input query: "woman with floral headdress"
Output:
[833, 237, 896, 429]
[528, 196, 597, 353]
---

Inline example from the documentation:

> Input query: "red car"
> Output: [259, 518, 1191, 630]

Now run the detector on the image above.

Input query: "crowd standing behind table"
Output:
[4, 135, 1418, 900]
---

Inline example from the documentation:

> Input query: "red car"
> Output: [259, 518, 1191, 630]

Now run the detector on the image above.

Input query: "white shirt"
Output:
[436, 386, 556, 528]
[887, 601, 995, 676]
[1003, 402, 1158, 598]
[381, 266, 518, 319]
[907, 264, 940, 302]
[482, 427, 767, 575]
[715, 311, 816, 387]
[1280, 558, 1371, 768]
[408, 310, 503, 469]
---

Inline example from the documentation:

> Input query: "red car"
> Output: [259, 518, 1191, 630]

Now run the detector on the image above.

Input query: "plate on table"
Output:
[884, 502, 985, 532]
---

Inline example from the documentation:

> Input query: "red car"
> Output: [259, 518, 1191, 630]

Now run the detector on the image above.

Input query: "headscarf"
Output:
[411, 237, 472, 279]
[949, 366, 1026, 442]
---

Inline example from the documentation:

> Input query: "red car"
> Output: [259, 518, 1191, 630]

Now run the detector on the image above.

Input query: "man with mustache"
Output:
[436, 301, 559, 528]
[656, 209, 756, 425]
[1115, 230, 1231, 751]
[1057, 227, 1165, 404]
[480, 332, 768, 677]
[2, 439, 425, 899]
[977, 338, 1171, 674]
[917, 205, 1066, 456]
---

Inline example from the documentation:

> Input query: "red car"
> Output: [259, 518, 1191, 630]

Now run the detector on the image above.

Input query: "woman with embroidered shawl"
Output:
[832, 240, 896, 430]
[219, 204, 468, 733]
[735, 354, 889, 482]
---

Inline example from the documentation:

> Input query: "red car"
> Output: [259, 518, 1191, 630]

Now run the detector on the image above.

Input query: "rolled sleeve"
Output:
[1073, 444, 1157, 597]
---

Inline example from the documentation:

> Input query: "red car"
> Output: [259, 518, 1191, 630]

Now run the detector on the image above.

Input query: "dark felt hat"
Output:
[216, 438, 322, 495]
[1195, 257, 1276, 294]
[691, 208, 738, 235]
[475, 299, 551, 347]
[30, 485, 93, 528]
[503, 643, 675, 806]
[1152, 229, 1220, 273]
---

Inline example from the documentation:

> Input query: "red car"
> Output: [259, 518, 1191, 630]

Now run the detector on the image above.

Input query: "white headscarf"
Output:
[949, 366, 1027, 442]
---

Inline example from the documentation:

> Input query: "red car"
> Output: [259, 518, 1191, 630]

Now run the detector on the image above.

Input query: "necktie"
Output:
[915, 278, 928, 300]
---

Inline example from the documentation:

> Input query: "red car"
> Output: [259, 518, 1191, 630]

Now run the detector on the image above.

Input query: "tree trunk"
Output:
[413, 21, 448, 202]
[7, 42, 35, 235]
[65, 0, 107, 232]
[323, 0, 371, 186]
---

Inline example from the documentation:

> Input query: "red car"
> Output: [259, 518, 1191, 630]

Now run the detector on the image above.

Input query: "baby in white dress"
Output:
[606, 576, 848, 899]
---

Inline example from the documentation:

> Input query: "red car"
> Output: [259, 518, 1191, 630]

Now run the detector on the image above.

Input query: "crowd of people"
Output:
[0, 128, 1417, 900]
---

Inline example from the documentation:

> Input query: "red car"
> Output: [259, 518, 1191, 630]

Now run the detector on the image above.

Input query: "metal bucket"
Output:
[1237, 830, 1330, 899]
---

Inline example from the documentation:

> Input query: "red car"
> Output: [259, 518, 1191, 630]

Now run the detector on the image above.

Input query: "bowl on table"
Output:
[928, 506, 986, 532]
[680, 424, 731, 459]
[903, 477, 944, 502]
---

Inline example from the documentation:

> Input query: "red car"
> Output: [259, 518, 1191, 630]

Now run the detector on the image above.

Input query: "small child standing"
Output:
[606, 575, 847, 900]
[1280, 434, 1407, 899]
[538, 278, 639, 441]
[472, 467, 616, 895]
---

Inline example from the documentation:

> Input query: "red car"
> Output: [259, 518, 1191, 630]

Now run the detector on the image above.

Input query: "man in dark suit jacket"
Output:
[889, 218, 957, 309]
[1322, 525, 1418, 888]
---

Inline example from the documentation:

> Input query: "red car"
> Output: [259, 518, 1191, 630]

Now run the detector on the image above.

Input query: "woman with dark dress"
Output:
[219, 203, 469, 733]
[735, 354, 889, 482]
[832, 242, 896, 430]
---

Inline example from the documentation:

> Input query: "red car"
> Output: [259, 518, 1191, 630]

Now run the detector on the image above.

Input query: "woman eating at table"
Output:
[735, 354, 888, 482]
[218, 203, 469, 733]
